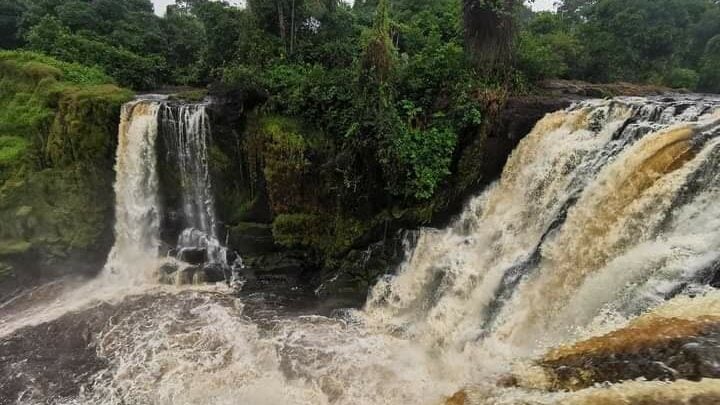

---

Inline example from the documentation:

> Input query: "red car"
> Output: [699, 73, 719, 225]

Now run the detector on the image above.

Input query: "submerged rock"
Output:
[158, 263, 228, 286]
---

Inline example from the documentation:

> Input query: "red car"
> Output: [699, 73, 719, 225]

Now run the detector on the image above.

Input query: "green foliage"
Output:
[0, 50, 112, 85]
[518, 12, 585, 81]
[160, 9, 207, 84]
[260, 63, 355, 135]
[259, 116, 312, 214]
[517, 32, 569, 81]
[0, 168, 113, 259]
[382, 124, 458, 199]
[272, 214, 367, 257]
[517, 0, 720, 90]
[699, 35, 720, 93]
[0, 136, 29, 166]
[26, 16, 165, 89]
[0, 51, 130, 268]
[665, 68, 700, 90]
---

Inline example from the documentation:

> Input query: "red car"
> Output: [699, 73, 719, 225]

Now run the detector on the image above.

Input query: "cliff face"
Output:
[0, 51, 132, 287]
[202, 86, 580, 303]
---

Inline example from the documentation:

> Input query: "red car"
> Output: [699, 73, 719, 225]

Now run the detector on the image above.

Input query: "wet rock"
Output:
[227, 222, 278, 255]
[239, 251, 311, 291]
[178, 248, 206, 265]
[176, 266, 200, 285]
[314, 231, 413, 305]
[496, 374, 519, 388]
[202, 263, 228, 283]
[445, 391, 468, 405]
[158, 262, 180, 284]
[540, 79, 671, 98]
[562, 379, 720, 405]
[540, 317, 720, 391]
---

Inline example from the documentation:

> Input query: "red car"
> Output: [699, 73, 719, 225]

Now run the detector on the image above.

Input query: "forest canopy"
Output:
[0, 0, 718, 92]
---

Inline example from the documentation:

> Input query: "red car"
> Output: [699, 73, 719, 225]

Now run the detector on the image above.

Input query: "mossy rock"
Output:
[272, 213, 369, 258]
[0, 240, 32, 255]
[228, 222, 278, 256]
[0, 262, 13, 281]
[0, 51, 131, 275]
[168, 89, 208, 103]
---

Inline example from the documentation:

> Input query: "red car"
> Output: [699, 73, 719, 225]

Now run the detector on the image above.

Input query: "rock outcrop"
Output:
[0, 51, 132, 288]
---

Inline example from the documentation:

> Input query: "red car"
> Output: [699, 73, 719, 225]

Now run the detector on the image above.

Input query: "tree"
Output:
[191, 0, 246, 69]
[0, 0, 26, 49]
[699, 35, 720, 92]
[463, 0, 516, 76]
[26, 16, 166, 89]
[556, 0, 596, 23]
[160, 8, 207, 84]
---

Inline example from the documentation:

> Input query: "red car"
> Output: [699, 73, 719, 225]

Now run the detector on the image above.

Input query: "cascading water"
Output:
[364, 96, 720, 358]
[102, 98, 231, 285]
[158, 104, 229, 268]
[4, 96, 720, 405]
[103, 100, 163, 283]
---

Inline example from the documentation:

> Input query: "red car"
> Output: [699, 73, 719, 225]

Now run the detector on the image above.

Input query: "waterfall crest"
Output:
[104, 98, 231, 284]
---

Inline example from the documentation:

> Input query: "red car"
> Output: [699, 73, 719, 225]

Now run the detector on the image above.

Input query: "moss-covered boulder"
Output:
[0, 51, 132, 283]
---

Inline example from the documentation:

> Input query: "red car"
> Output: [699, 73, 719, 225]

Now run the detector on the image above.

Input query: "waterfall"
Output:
[104, 98, 231, 284]
[159, 103, 230, 269]
[159, 105, 217, 237]
[364, 96, 720, 357]
[103, 100, 163, 283]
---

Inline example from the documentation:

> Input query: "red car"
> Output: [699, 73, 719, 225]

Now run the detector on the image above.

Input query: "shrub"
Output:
[699, 36, 720, 93]
[665, 68, 700, 90]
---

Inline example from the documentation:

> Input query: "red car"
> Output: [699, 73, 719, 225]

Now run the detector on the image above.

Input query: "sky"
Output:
[532, 0, 557, 11]
[152, 0, 557, 16]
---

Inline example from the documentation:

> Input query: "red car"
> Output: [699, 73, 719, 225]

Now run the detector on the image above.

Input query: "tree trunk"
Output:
[290, 0, 296, 55]
[277, 0, 287, 53]
[463, 0, 516, 76]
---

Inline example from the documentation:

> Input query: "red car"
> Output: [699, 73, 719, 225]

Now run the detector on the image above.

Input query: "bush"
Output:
[26, 16, 165, 89]
[699, 35, 720, 93]
[272, 213, 367, 257]
[381, 124, 457, 200]
[665, 68, 700, 90]
[0, 50, 112, 86]
[517, 32, 569, 81]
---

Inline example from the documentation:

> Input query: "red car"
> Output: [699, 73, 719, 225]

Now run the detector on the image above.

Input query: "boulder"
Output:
[228, 222, 278, 256]
[539, 316, 720, 391]
[202, 263, 228, 283]
[178, 248, 206, 265]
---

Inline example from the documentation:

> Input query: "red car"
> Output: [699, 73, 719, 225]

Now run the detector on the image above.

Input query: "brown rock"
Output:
[445, 390, 468, 405]
[540, 316, 720, 391]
